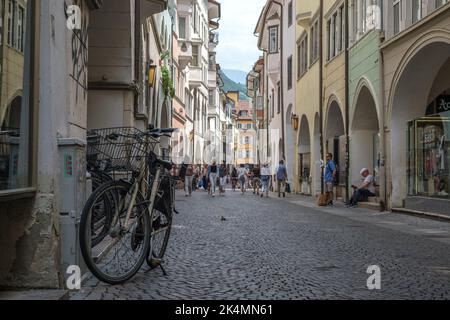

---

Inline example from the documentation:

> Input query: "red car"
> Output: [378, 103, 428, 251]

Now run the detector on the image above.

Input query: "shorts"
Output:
[325, 182, 334, 193]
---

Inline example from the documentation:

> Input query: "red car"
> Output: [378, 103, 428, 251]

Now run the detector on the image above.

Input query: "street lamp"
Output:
[148, 64, 157, 87]
[291, 114, 299, 131]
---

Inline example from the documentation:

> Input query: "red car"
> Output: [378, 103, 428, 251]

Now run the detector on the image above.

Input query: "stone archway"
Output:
[285, 104, 295, 186]
[325, 100, 345, 188]
[298, 115, 311, 194]
[350, 83, 380, 187]
[389, 36, 450, 209]
[2, 96, 22, 129]
[313, 113, 321, 195]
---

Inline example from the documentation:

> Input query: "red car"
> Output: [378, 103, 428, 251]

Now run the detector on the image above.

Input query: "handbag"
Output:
[317, 193, 328, 206]
[285, 182, 291, 194]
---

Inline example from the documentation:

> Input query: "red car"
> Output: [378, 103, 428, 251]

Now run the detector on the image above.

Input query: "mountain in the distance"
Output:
[219, 69, 249, 101]
[222, 69, 248, 85]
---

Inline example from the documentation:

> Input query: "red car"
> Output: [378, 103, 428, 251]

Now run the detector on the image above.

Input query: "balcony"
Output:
[208, 70, 217, 88]
[188, 67, 203, 88]
[208, 0, 221, 20]
[140, 0, 168, 19]
[177, 0, 192, 14]
[267, 52, 281, 82]
[178, 39, 193, 70]
[209, 32, 219, 51]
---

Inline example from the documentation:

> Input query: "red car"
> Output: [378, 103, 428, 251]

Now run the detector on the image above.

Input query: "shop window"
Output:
[1, 0, 36, 193]
[407, 96, 450, 199]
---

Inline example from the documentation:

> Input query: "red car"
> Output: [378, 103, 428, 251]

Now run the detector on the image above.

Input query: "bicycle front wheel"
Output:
[80, 180, 150, 285]
[147, 182, 173, 268]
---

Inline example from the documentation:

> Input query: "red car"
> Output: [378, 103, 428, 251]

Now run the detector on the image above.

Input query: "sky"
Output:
[216, 0, 267, 73]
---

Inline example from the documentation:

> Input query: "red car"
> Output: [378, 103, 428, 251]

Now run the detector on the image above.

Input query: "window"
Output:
[17, 6, 25, 52]
[193, 5, 198, 33]
[271, 90, 274, 118]
[1, 0, 35, 193]
[393, 0, 401, 35]
[268, 26, 278, 54]
[192, 45, 199, 67]
[277, 84, 281, 114]
[310, 20, 319, 64]
[245, 137, 250, 144]
[185, 91, 192, 118]
[436, 0, 449, 9]
[209, 53, 216, 71]
[287, 56, 293, 90]
[288, 1, 293, 27]
[178, 16, 186, 39]
[327, 5, 345, 61]
[209, 90, 215, 107]
[412, 0, 426, 23]
[7, 0, 15, 47]
[297, 35, 308, 78]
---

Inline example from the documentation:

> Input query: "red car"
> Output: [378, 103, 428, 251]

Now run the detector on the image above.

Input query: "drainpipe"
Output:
[379, 47, 387, 210]
[319, 0, 325, 194]
[134, 0, 141, 125]
[379, 0, 387, 210]
[272, 0, 286, 161]
[344, 0, 350, 202]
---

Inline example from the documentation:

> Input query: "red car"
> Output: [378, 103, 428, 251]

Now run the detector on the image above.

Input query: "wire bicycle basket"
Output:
[87, 127, 159, 174]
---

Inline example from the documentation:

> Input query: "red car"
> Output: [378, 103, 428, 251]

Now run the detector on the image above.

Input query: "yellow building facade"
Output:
[295, 0, 322, 196]
[322, 0, 347, 199]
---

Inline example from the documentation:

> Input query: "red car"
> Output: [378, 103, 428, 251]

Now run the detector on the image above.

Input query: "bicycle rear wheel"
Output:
[80, 180, 150, 284]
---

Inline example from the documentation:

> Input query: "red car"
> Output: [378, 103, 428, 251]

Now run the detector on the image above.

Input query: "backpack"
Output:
[179, 164, 187, 180]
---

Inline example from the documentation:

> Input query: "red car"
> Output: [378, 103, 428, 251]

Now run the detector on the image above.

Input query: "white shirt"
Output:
[363, 175, 376, 194]
[237, 167, 247, 178]
[261, 166, 271, 176]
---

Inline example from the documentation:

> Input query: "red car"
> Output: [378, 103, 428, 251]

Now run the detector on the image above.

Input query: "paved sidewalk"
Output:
[0, 290, 69, 300]
[69, 188, 450, 300]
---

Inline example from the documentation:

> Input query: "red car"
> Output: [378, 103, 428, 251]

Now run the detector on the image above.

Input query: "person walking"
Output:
[237, 164, 248, 194]
[324, 153, 337, 206]
[231, 166, 238, 191]
[202, 165, 209, 192]
[251, 164, 261, 196]
[184, 164, 194, 197]
[219, 161, 228, 196]
[260, 163, 271, 198]
[276, 160, 288, 198]
[208, 160, 219, 197]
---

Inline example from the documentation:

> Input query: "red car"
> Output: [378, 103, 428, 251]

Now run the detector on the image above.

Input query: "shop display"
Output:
[408, 116, 450, 199]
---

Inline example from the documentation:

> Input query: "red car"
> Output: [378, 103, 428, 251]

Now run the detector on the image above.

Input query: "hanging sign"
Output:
[437, 95, 450, 114]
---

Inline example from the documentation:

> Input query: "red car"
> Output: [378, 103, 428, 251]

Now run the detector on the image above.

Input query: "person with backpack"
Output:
[184, 164, 194, 197]
[218, 161, 228, 195]
[276, 160, 288, 198]
[260, 163, 271, 198]
[324, 153, 337, 206]
[231, 166, 238, 191]
[207, 160, 219, 197]
[237, 164, 248, 194]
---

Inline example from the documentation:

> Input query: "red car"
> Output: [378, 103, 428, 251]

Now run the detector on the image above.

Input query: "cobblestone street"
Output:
[70, 189, 450, 300]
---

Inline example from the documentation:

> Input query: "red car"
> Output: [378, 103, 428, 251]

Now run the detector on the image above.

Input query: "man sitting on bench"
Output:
[346, 168, 376, 208]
